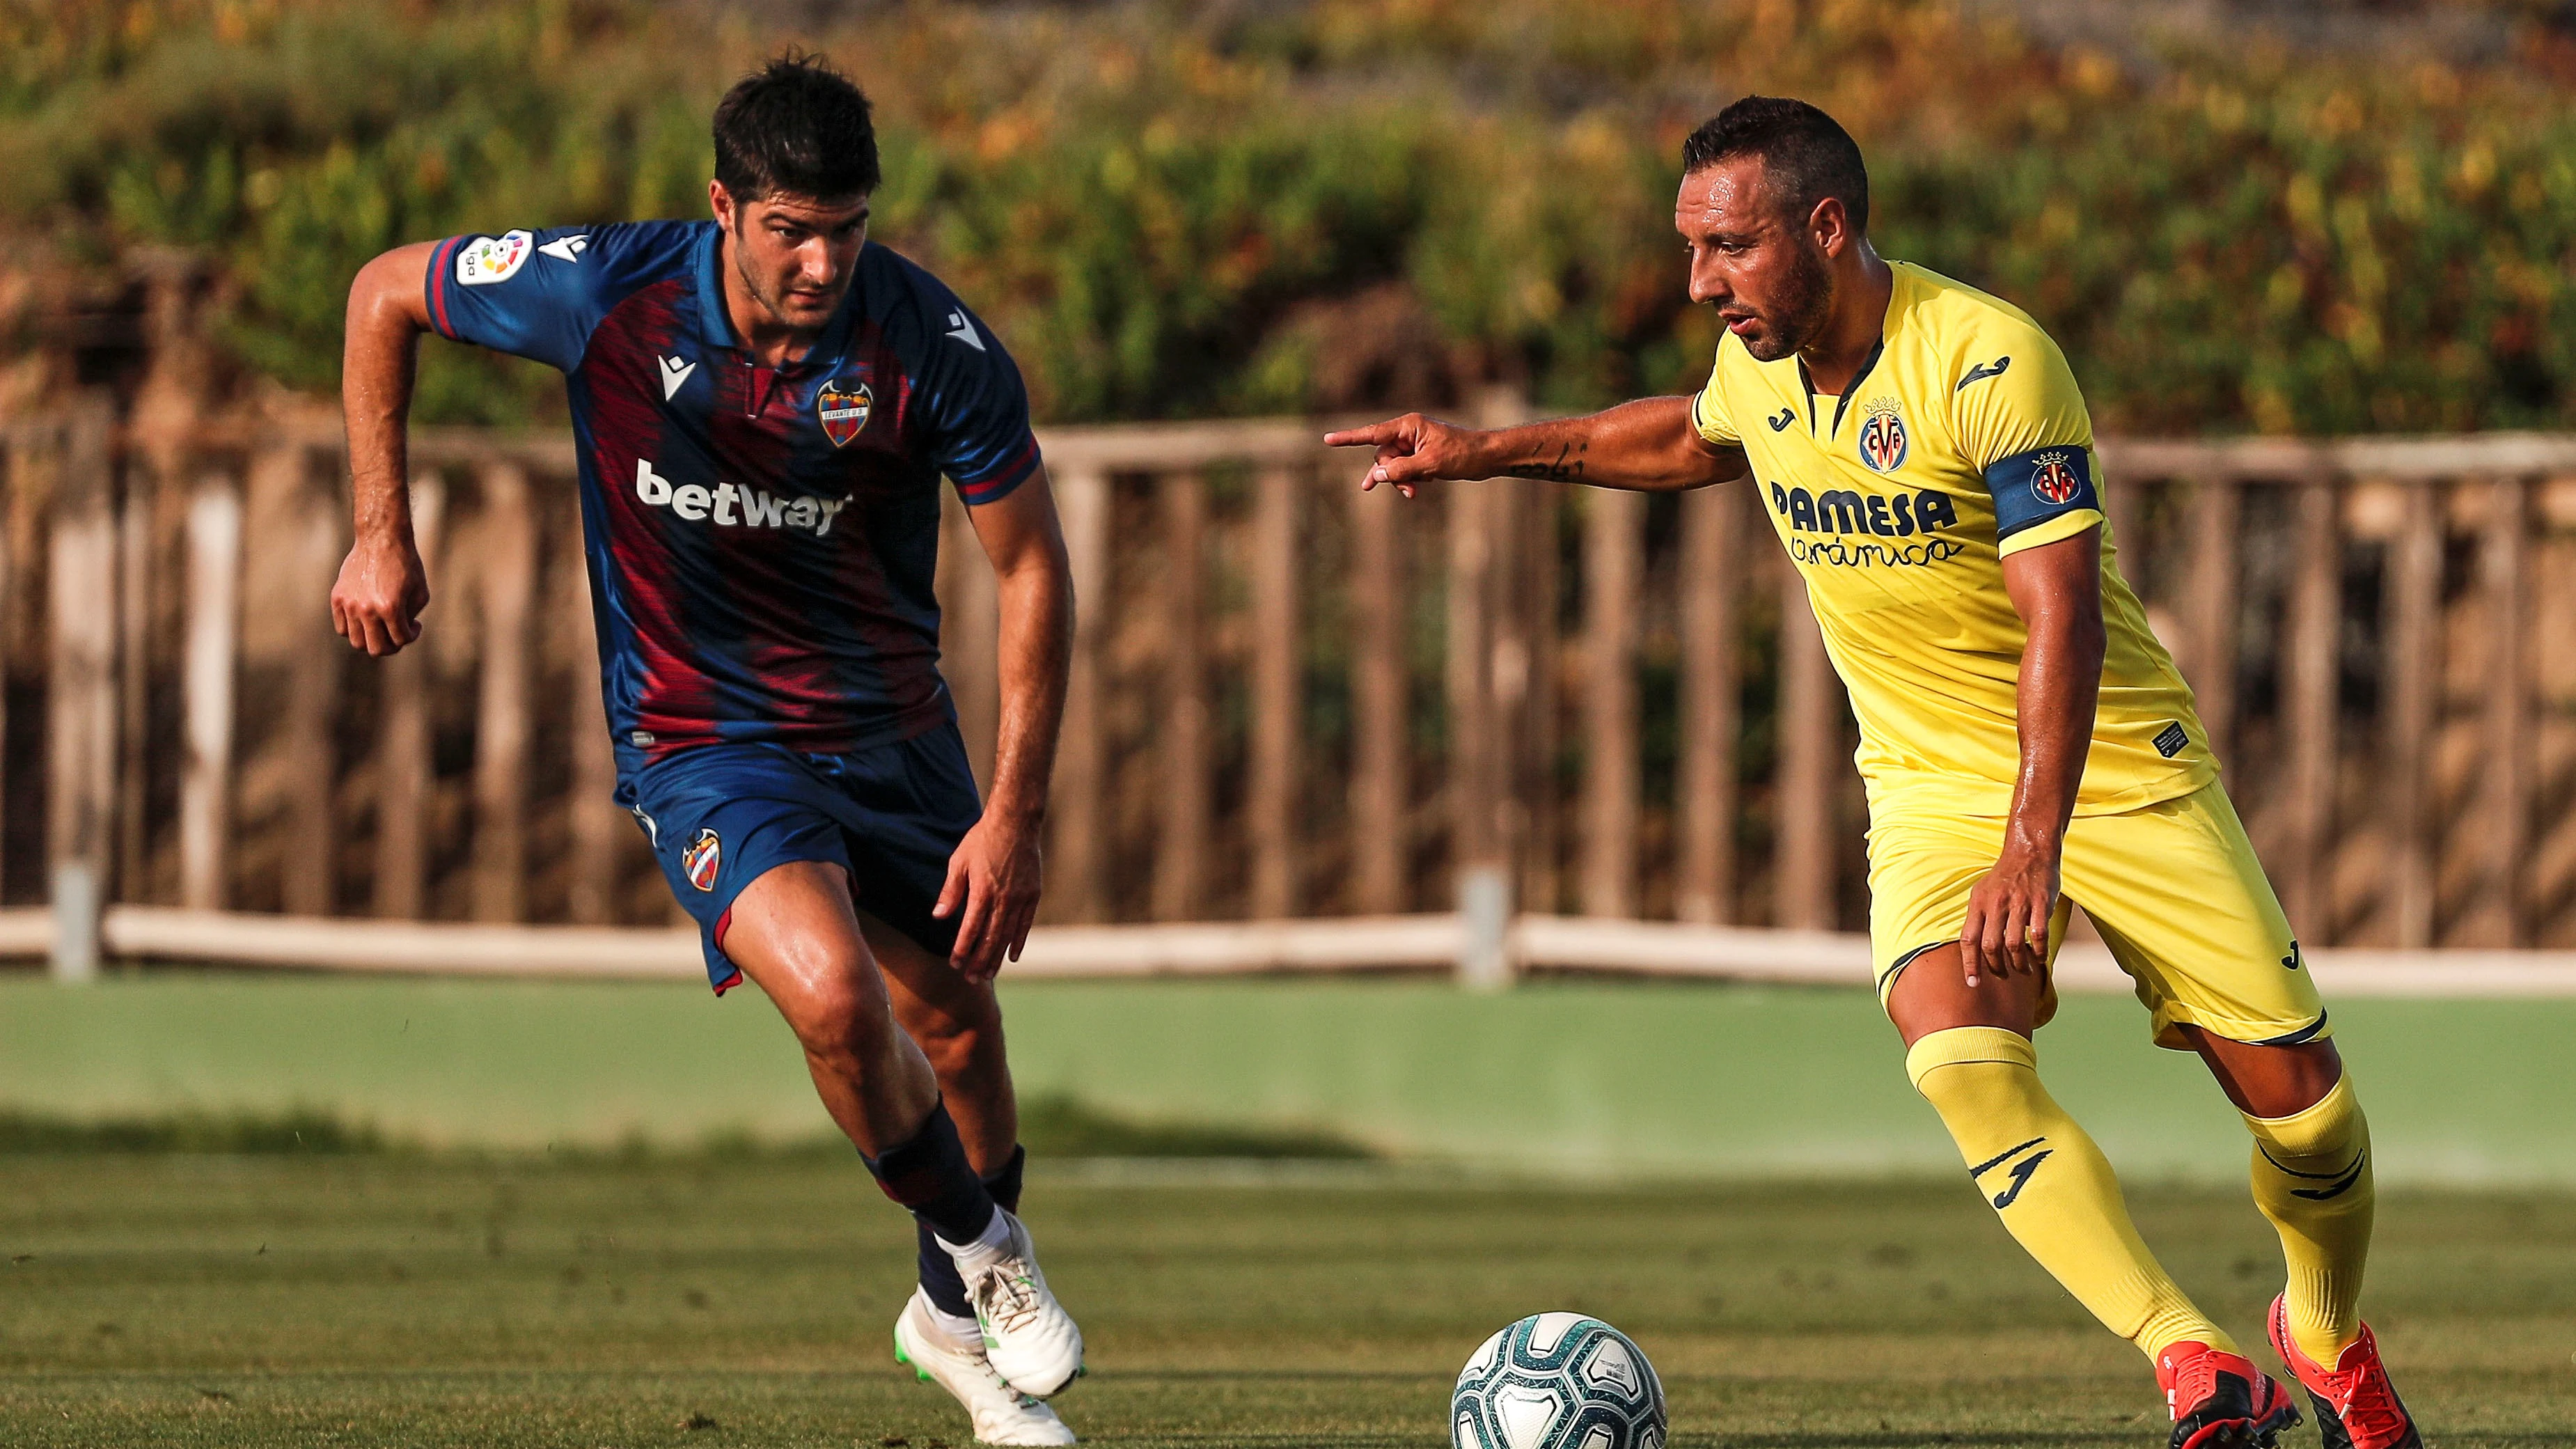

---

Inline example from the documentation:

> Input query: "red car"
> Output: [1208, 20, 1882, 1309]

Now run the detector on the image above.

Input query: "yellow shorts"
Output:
[1867, 781, 2329, 1050]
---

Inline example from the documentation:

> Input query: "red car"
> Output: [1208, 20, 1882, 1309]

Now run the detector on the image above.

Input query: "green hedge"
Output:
[6, 0, 2571, 433]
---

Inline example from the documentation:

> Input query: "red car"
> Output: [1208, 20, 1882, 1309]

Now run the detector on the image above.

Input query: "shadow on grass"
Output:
[0, 1093, 1372, 1161]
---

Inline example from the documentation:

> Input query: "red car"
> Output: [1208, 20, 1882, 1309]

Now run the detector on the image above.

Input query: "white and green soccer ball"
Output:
[1450, 1312, 1666, 1449]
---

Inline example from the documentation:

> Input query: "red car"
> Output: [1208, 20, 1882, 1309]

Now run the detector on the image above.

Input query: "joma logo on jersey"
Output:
[633, 459, 849, 536]
[1770, 481, 1960, 538]
[1858, 399, 1908, 472]
[816, 377, 873, 447]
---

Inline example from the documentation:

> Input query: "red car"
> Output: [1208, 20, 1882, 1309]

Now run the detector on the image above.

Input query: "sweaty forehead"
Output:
[1675, 159, 1773, 235]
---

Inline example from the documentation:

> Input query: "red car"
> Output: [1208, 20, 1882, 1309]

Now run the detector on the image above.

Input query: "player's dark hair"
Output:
[1681, 96, 1869, 235]
[712, 50, 881, 203]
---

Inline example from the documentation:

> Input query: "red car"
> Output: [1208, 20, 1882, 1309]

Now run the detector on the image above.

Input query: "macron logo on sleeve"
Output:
[633, 458, 846, 536]
[944, 309, 986, 351]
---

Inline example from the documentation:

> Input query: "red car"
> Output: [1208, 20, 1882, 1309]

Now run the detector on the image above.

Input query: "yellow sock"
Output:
[2243, 1074, 2373, 1365]
[1908, 1027, 2237, 1361]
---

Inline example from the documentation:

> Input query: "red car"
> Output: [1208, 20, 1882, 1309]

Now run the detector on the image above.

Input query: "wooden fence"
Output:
[4, 401, 2575, 955]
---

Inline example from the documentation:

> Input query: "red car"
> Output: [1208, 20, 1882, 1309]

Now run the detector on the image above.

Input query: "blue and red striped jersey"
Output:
[423, 221, 1042, 763]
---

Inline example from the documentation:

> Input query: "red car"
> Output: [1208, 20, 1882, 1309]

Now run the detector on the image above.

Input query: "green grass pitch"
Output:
[3, 1154, 2572, 1448]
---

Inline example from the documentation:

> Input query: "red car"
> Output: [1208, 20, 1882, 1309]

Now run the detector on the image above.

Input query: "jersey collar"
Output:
[1793, 263, 1909, 437]
[1798, 334, 1887, 437]
[692, 223, 863, 370]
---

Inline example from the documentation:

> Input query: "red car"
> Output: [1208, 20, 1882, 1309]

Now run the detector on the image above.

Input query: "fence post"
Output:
[180, 473, 242, 911]
[372, 475, 441, 919]
[116, 467, 154, 901]
[2482, 476, 2531, 946]
[0, 437, 10, 860]
[1450, 475, 1523, 975]
[2185, 478, 2240, 760]
[1580, 487, 1643, 918]
[1775, 570, 1837, 931]
[472, 462, 534, 923]
[2382, 481, 2440, 948]
[48, 406, 117, 979]
[1456, 861, 1511, 992]
[274, 444, 343, 918]
[566, 521, 623, 926]
[1050, 462, 1110, 922]
[1248, 462, 1302, 918]
[1152, 471, 1208, 921]
[2282, 477, 2340, 941]
[1514, 485, 1561, 916]
[1677, 483, 1742, 923]
[1447, 485, 1497, 885]
[1348, 482, 1408, 914]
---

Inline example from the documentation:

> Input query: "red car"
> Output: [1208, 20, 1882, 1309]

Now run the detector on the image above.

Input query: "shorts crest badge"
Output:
[682, 828, 721, 892]
[1858, 399, 1908, 473]
[816, 377, 874, 448]
[2031, 451, 2083, 505]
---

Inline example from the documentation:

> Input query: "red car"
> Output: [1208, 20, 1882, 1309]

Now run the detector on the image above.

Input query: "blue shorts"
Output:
[619, 729, 984, 994]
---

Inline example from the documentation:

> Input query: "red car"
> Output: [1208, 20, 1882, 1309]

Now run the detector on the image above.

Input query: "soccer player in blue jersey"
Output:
[330, 54, 1083, 1446]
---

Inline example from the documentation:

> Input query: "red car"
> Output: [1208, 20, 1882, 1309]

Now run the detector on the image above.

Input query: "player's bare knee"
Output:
[913, 1008, 1002, 1082]
[783, 973, 903, 1068]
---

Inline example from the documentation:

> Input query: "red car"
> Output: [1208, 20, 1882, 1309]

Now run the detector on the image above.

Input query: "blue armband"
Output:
[1984, 445, 2099, 542]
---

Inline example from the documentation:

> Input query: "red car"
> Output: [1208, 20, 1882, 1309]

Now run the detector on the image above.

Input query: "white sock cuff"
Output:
[936, 1205, 1013, 1261]
[926, 1299, 982, 1349]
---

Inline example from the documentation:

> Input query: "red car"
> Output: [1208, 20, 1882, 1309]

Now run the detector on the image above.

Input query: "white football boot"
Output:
[893, 1288, 1077, 1446]
[959, 1209, 1085, 1398]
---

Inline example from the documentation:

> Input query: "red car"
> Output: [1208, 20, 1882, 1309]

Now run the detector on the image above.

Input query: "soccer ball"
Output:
[1450, 1312, 1666, 1449]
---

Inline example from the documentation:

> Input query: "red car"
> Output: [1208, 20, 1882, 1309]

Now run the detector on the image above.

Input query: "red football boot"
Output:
[2156, 1340, 2302, 1449]
[2268, 1295, 2425, 1449]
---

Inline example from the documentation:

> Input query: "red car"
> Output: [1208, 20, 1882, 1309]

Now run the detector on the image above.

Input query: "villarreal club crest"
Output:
[2030, 450, 2083, 505]
[1858, 399, 1908, 473]
[817, 376, 874, 448]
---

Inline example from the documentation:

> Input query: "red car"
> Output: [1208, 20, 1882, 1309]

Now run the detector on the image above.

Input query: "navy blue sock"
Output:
[919, 1143, 1026, 1318]
[986, 1143, 1028, 1214]
[860, 1102, 997, 1248]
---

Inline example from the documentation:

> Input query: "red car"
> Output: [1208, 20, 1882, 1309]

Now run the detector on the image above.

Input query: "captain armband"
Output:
[1983, 445, 2101, 545]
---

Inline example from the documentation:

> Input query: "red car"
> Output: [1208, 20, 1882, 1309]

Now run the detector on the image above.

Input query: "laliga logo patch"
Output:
[1858, 398, 1908, 473]
[455, 230, 533, 286]
[682, 828, 721, 893]
[816, 377, 874, 448]
[2030, 451, 2083, 505]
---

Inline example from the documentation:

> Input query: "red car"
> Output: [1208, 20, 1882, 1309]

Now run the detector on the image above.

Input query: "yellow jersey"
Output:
[1692, 260, 2213, 818]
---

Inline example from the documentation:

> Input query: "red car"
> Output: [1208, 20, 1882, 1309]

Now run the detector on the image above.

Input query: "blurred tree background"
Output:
[3, 0, 2573, 434]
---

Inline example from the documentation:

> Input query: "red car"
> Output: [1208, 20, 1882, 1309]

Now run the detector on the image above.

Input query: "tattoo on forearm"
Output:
[1503, 441, 1585, 482]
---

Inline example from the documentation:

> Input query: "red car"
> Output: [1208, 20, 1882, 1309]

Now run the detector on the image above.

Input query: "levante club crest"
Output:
[682, 829, 722, 892]
[1858, 400, 1908, 473]
[816, 377, 874, 447]
[2030, 451, 2084, 504]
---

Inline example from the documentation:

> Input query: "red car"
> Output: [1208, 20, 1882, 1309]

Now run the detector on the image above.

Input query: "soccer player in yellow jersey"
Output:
[1330, 97, 2422, 1449]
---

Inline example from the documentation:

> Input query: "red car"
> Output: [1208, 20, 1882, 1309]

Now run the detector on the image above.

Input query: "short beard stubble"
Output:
[1738, 235, 1835, 363]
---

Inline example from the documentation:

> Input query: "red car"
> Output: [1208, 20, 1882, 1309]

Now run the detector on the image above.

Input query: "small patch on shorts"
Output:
[2152, 721, 2189, 758]
[682, 828, 721, 891]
